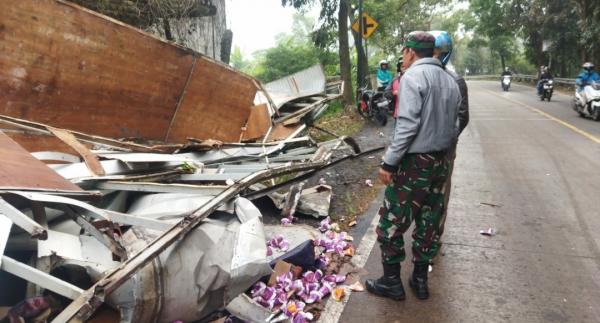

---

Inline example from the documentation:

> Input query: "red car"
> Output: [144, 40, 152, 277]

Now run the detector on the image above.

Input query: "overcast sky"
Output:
[226, 0, 319, 56]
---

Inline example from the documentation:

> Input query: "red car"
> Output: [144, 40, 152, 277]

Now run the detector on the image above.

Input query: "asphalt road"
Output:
[336, 80, 600, 322]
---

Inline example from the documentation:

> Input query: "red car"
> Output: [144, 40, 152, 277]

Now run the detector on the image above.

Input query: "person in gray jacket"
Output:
[366, 31, 461, 301]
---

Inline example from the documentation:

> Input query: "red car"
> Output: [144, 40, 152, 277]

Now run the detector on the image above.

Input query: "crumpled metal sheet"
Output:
[109, 197, 272, 323]
[126, 193, 235, 221]
[258, 65, 327, 110]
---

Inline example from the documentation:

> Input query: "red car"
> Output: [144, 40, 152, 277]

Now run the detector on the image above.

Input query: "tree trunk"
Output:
[338, 0, 353, 109]
[348, 8, 368, 88]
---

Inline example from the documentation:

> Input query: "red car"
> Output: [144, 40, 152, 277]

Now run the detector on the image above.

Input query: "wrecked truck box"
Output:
[108, 197, 271, 322]
[0, 0, 265, 149]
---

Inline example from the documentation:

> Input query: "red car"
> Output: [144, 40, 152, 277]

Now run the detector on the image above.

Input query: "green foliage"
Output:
[230, 13, 340, 83]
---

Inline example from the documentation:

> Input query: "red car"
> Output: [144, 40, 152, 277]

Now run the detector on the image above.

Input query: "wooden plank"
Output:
[0, 0, 193, 141]
[47, 127, 105, 176]
[167, 57, 258, 143]
[0, 131, 82, 192]
[241, 104, 271, 141]
[267, 123, 303, 142]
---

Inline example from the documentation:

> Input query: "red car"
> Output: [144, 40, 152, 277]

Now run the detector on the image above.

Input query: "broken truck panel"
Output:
[0, 0, 262, 148]
[107, 198, 271, 323]
[262, 65, 328, 110]
[0, 131, 83, 194]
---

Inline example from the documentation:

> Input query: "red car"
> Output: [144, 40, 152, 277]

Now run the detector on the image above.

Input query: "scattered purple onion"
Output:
[267, 234, 290, 254]
[318, 217, 332, 233]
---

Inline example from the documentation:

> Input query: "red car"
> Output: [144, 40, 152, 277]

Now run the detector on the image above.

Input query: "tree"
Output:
[282, 0, 354, 108]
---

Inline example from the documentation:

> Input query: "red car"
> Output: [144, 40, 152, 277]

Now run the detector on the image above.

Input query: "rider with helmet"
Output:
[428, 30, 469, 133]
[576, 62, 600, 108]
[576, 62, 600, 92]
[428, 29, 469, 272]
[537, 66, 553, 96]
[501, 67, 512, 88]
[377, 59, 393, 90]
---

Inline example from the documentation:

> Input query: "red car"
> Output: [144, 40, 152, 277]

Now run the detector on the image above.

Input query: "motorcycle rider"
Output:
[576, 62, 600, 110]
[377, 59, 393, 90]
[501, 67, 512, 87]
[537, 66, 553, 96]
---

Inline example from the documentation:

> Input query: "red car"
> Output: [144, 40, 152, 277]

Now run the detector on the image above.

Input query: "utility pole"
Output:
[358, 0, 364, 88]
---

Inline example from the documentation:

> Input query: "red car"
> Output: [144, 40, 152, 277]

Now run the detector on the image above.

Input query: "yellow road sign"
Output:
[352, 13, 379, 39]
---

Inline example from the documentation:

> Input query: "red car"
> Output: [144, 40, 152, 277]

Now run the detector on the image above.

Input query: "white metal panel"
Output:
[0, 214, 12, 264]
[262, 64, 327, 109]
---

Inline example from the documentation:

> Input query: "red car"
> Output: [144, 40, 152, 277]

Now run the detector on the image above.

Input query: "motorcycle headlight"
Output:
[547, 80, 553, 84]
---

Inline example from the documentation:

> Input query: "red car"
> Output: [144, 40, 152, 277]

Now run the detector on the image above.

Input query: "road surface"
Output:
[333, 80, 600, 322]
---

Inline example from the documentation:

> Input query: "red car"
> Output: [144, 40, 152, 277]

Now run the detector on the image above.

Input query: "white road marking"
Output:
[318, 207, 381, 323]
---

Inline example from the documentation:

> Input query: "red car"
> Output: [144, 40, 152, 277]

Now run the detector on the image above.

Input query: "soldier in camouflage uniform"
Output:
[365, 31, 461, 301]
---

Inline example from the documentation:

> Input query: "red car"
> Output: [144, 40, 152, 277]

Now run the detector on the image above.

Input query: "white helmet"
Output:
[379, 60, 389, 66]
[583, 62, 594, 71]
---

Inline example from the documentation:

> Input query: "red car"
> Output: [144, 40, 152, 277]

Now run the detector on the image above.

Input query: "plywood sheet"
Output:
[167, 57, 258, 143]
[0, 131, 82, 191]
[0, 0, 193, 140]
[242, 104, 271, 141]
[5, 132, 80, 156]
[267, 124, 303, 142]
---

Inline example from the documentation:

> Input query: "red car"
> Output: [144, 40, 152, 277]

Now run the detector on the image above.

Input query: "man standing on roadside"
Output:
[428, 30, 469, 255]
[365, 31, 461, 301]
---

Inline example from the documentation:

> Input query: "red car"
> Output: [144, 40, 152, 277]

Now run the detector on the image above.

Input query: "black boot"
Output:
[365, 263, 406, 300]
[409, 262, 429, 300]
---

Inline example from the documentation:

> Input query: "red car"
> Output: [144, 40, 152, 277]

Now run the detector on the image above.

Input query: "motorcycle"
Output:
[540, 79, 554, 101]
[574, 81, 600, 121]
[501, 75, 511, 91]
[356, 85, 391, 126]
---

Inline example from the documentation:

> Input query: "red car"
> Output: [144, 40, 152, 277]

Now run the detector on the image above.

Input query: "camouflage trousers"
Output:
[439, 142, 458, 240]
[376, 152, 449, 265]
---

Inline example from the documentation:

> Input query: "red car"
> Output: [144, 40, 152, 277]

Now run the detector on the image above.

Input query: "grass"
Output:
[309, 100, 365, 142]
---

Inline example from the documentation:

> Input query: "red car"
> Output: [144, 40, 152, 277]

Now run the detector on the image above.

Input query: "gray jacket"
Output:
[383, 58, 461, 168]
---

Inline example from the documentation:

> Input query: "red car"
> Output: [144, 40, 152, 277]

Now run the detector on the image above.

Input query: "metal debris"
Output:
[0, 2, 371, 322]
[480, 228, 497, 236]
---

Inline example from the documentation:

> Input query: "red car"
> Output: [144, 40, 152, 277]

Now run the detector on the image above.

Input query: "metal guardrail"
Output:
[465, 74, 577, 86]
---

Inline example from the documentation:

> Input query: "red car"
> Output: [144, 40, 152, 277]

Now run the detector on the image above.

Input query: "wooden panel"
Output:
[0, 131, 82, 191]
[267, 124, 303, 142]
[0, 0, 194, 140]
[4, 132, 80, 156]
[167, 57, 258, 143]
[241, 104, 271, 141]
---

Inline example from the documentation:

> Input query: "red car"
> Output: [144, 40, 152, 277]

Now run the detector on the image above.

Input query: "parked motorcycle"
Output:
[356, 85, 391, 126]
[501, 75, 511, 91]
[574, 81, 600, 121]
[540, 79, 554, 101]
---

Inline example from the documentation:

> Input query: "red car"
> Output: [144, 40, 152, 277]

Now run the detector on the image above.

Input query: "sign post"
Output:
[352, 12, 379, 88]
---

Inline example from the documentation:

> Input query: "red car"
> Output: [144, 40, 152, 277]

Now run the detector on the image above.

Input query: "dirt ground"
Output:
[258, 108, 392, 231]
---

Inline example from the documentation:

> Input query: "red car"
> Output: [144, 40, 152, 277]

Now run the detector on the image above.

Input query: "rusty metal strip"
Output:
[51, 160, 328, 323]
[59, 205, 127, 260]
[47, 127, 106, 176]
[165, 56, 198, 142]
